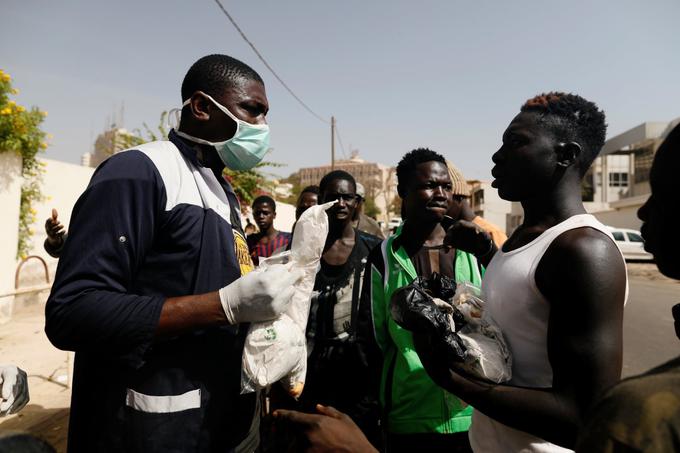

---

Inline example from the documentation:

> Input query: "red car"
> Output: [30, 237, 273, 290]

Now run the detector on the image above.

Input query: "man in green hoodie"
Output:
[353, 148, 490, 452]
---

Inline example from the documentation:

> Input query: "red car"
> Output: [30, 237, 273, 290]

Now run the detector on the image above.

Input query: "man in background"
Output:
[357, 148, 484, 452]
[247, 195, 292, 265]
[295, 185, 319, 220]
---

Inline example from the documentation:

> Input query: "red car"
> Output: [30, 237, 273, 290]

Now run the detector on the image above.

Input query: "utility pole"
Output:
[331, 116, 336, 170]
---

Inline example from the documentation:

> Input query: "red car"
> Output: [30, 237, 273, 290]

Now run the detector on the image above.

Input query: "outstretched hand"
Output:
[274, 404, 377, 453]
[45, 208, 65, 247]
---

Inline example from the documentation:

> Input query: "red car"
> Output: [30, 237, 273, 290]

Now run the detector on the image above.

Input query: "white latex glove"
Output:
[219, 263, 304, 324]
[0, 364, 29, 416]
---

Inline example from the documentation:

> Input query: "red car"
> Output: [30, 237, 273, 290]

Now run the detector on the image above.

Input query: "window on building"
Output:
[635, 146, 654, 184]
[472, 191, 484, 208]
[612, 231, 625, 241]
[626, 232, 644, 243]
[608, 172, 629, 187]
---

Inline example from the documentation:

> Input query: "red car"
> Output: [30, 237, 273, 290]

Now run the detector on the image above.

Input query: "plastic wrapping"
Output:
[390, 277, 512, 383]
[241, 201, 335, 396]
[390, 274, 468, 363]
[451, 282, 512, 383]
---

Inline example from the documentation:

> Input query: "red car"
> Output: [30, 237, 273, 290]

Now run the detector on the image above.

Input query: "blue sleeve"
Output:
[45, 150, 167, 369]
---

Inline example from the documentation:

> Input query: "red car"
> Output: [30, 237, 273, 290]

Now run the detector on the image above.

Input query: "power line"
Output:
[212, 0, 329, 125]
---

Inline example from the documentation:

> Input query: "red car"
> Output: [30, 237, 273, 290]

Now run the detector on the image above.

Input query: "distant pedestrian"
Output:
[295, 185, 319, 220]
[247, 195, 292, 265]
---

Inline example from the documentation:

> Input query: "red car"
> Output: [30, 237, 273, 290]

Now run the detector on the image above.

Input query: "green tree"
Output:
[224, 158, 284, 210]
[0, 69, 48, 258]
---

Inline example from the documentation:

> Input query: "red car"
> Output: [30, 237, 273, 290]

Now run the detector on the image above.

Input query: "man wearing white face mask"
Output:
[45, 54, 303, 453]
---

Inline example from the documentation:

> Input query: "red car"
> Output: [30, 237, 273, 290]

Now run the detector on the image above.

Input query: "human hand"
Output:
[442, 217, 495, 257]
[274, 404, 377, 453]
[45, 209, 65, 247]
[0, 365, 29, 416]
[219, 263, 304, 324]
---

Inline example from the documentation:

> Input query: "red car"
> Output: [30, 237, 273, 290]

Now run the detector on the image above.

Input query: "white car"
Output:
[387, 217, 403, 230]
[607, 227, 654, 261]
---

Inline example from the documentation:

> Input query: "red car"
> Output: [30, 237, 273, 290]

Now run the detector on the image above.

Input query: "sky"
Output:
[2, 0, 679, 180]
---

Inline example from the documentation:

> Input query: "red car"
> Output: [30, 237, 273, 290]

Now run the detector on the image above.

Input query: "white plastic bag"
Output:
[452, 282, 512, 383]
[240, 201, 335, 397]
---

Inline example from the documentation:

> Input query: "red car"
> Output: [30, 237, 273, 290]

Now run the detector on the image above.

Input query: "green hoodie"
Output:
[363, 227, 483, 434]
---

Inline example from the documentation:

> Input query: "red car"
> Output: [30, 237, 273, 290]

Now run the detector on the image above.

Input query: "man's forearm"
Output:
[414, 335, 580, 448]
[155, 292, 228, 338]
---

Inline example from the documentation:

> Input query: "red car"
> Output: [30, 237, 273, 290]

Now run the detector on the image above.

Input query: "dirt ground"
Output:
[0, 262, 674, 452]
[626, 261, 678, 283]
[0, 300, 71, 452]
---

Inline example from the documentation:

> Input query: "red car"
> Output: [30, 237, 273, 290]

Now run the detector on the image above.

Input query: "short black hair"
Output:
[396, 148, 447, 197]
[300, 185, 320, 196]
[181, 54, 264, 102]
[319, 170, 356, 195]
[252, 195, 276, 211]
[521, 92, 607, 175]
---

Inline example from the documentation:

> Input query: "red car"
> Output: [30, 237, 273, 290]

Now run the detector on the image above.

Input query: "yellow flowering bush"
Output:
[0, 69, 48, 258]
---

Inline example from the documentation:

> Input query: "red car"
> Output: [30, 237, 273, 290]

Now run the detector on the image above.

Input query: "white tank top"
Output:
[469, 214, 628, 453]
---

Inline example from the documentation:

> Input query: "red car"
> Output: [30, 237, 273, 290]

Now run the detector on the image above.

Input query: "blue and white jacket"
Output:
[45, 130, 258, 452]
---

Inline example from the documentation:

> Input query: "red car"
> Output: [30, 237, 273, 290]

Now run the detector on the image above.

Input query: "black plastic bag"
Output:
[390, 273, 467, 363]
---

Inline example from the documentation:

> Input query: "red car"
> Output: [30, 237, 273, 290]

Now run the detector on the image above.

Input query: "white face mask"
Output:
[174, 92, 270, 171]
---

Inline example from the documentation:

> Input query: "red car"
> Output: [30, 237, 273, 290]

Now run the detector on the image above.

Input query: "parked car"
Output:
[607, 226, 654, 261]
[387, 217, 403, 230]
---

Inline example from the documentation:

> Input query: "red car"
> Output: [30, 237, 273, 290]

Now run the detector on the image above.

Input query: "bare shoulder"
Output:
[537, 226, 626, 306]
[544, 226, 624, 275]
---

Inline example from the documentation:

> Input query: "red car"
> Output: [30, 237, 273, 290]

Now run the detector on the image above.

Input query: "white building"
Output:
[587, 119, 679, 230]
[468, 180, 512, 234]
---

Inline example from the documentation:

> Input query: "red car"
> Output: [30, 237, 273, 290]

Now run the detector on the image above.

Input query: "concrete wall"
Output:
[592, 207, 643, 231]
[27, 159, 95, 276]
[0, 152, 23, 322]
[273, 202, 296, 233]
[0, 158, 95, 321]
[471, 182, 512, 233]
[589, 194, 649, 231]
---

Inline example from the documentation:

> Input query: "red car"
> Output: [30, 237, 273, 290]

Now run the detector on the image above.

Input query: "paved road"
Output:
[622, 275, 679, 377]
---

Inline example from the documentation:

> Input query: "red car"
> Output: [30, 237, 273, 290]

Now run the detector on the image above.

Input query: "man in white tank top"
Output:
[415, 92, 628, 452]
